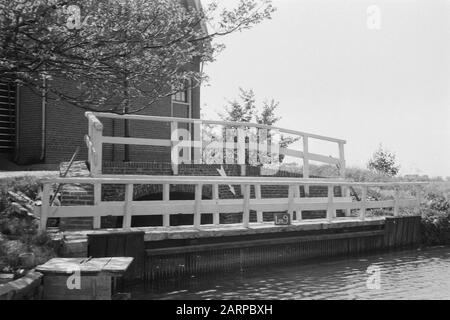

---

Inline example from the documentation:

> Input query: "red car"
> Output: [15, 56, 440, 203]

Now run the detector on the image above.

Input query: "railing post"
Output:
[360, 186, 367, 220]
[294, 185, 302, 220]
[39, 183, 51, 231]
[87, 120, 93, 171]
[326, 185, 334, 222]
[394, 187, 400, 217]
[243, 184, 250, 228]
[193, 120, 202, 164]
[89, 117, 103, 176]
[93, 183, 101, 229]
[212, 184, 220, 225]
[171, 121, 179, 175]
[303, 135, 310, 196]
[255, 184, 263, 223]
[338, 142, 346, 178]
[344, 186, 352, 217]
[288, 185, 295, 222]
[123, 184, 133, 228]
[338, 142, 351, 216]
[163, 183, 170, 227]
[194, 183, 202, 229]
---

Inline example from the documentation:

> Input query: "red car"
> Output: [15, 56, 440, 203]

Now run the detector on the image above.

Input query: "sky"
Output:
[200, 0, 450, 177]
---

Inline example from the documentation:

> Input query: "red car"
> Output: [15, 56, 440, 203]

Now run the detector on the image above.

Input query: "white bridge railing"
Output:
[84, 112, 347, 178]
[37, 176, 426, 231]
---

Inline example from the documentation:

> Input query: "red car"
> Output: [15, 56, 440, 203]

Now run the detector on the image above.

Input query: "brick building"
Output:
[0, 0, 204, 169]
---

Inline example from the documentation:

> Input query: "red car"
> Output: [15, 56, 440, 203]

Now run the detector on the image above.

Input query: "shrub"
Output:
[0, 175, 58, 271]
[367, 145, 400, 177]
[421, 208, 450, 246]
[0, 176, 44, 212]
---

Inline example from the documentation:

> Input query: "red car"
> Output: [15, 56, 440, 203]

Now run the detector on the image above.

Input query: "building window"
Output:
[172, 80, 191, 104]
[173, 89, 188, 103]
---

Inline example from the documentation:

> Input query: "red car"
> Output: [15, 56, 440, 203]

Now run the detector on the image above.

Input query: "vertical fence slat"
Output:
[93, 183, 101, 229]
[123, 184, 134, 228]
[87, 118, 93, 171]
[360, 186, 367, 220]
[303, 135, 310, 195]
[326, 185, 334, 222]
[288, 185, 295, 222]
[339, 142, 348, 217]
[163, 183, 170, 227]
[91, 120, 103, 176]
[295, 185, 302, 220]
[212, 184, 220, 225]
[171, 121, 179, 175]
[255, 184, 263, 223]
[243, 184, 250, 228]
[194, 184, 202, 228]
[193, 121, 202, 164]
[338, 142, 346, 178]
[344, 187, 352, 217]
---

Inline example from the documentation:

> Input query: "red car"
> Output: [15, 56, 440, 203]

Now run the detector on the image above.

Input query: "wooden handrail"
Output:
[84, 111, 348, 178]
[41, 175, 427, 187]
[89, 111, 347, 144]
[37, 173, 426, 231]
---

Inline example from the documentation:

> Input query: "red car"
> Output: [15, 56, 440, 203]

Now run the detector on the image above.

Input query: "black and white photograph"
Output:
[0, 0, 449, 305]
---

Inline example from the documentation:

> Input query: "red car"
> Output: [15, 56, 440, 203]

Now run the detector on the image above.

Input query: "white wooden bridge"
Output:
[37, 112, 426, 231]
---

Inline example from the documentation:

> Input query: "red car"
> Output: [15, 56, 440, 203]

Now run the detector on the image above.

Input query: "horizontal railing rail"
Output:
[90, 112, 347, 144]
[37, 176, 426, 231]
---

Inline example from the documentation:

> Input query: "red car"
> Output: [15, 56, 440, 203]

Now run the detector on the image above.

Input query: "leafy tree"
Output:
[255, 98, 280, 125]
[219, 88, 298, 163]
[219, 88, 256, 123]
[1, 0, 274, 160]
[257, 99, 299, 162]
[1, 0, 275, 113]
[367, 145, 400, 177]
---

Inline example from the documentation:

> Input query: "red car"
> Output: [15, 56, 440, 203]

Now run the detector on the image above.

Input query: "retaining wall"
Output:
[64, 216, 422, 282]
[0, 271, 43, 300]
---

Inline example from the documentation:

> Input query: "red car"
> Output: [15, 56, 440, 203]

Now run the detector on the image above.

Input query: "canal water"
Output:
[130, 246, 450, 300]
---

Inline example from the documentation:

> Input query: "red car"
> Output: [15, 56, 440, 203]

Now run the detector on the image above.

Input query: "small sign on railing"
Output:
[274, 213, 291, 225]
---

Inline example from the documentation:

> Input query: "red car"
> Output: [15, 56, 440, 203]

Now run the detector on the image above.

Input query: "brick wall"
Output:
[14, 0, 201, 167]
[15, 63, 201, 166]
[15, 86, 43, 164]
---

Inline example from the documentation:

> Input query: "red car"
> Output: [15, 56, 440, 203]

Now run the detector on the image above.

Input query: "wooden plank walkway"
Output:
[60, 216, 386, 242]
[36, 257, 133, 276]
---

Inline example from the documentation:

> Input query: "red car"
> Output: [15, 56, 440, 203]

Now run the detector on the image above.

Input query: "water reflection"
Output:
[131, 246, 450, 300]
